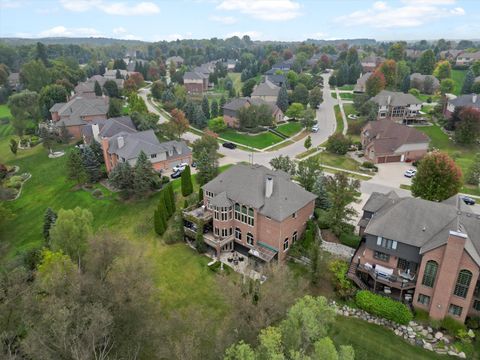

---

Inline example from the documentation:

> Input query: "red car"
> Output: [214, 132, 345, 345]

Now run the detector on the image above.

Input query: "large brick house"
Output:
[251, 79, 281, 103]
[353, 72, 372, 93]
[183, 164, 316, 264]
[361, 55, 385, 73]
[350, 192, 480, 323]
[455, 51, 480, 66]
[49, 96, 109, 139]
[102, 129, 191, 173]
[82, 115, 136, 145]
[223, 97, 284, 128]
[409, 73, 440, 94]
[75, 75, 123, 98]
[444, 94, 480, 118]
[371, 90, 422, 123]
[361, 120, 430, 163]
[183, 71, 209, 93]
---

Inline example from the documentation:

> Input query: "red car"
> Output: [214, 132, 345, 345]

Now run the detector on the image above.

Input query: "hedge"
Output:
[356, 290, 413, 325]
[339, 232, 361, 248]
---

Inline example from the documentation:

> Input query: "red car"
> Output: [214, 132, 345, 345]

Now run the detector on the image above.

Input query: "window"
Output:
[150, 154, 157, 159]
[373, 251, 390, 262]
[376, 236, 397, 250]
[391, 106, 404, 118]
[397, 258, 418, 273]
[474, 300, 480, 311]
[417, 294, 430, 306]
[283, 238, 289, 251]
[448, 304, 463, 317]
[214, 227, 219, 236]
[292, 212, 297, 219]
[454, 270, 473, 298]
[422, 260, 438, 288]
[205, 191, 214, 198]
[234, 203, 254, 226]
[474, 280, 480, 297]
[292, 231, 298, 243]
[247, 232, 254, 246]
[235, 228, 242, 241]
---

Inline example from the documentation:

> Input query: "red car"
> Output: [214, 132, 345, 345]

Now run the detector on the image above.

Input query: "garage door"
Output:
[385, 155, 401, 163]
[169, 160, 181, 169]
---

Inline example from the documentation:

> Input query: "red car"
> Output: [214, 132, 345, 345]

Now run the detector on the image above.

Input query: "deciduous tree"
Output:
[292, 83, 309, 106]
[269, 155, 296, 175]
[304, 135, 312, 150]
[169, 108, 189, 138]
[308, 86, 323, 109]
[286, 102, 304, 119]
[297, 157, 321, 192]
[433, 60, 452, 80]
[366, 70, 386, 97]
[416, 49, 436, 75]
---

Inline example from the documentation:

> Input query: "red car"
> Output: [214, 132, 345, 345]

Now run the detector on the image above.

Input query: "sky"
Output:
[0, 0, 479, 42]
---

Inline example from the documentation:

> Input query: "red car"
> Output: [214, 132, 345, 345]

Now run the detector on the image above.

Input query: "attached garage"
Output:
[376, 155, 402, 163]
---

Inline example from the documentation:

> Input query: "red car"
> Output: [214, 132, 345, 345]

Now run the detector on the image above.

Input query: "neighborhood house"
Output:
[251, 79, 281, 103]
[371, 90, 422, 123]
[445, 94, 480, 118]
[223, 97, 284, 128]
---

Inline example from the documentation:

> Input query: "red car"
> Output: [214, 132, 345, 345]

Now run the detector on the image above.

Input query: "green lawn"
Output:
[228, 72, 243, 94]
[331, 92, 338, 99]
[334, 105, 344, 134]
[219, 128, 284, 149]
[338, 84, 354, 91]
[330, 316, 446, 360]
[343, 104, 356, 117]
[276, 121, 303, 137]
[0, 104, 12, 118]
[339, 92, 355, 100]
[451, 69, 467, 96]
[313, 151, 368, 174]
[0, 104, 13, 137]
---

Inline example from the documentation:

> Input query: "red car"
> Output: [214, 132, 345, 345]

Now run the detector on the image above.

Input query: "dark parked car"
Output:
[191, 161, 197, 168]
[222, 142, 236, 149]
[170, 170, 182, 179]
[461, 196, 476, 205]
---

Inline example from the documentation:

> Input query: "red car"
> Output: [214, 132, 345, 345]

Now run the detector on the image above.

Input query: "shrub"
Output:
[315, 209, 330, 229]
[326, 133, 351, 155]
[161, 176, 170, 184]
[92, 189, 103, 199]
[329, 260, 356, 299]
[6, 176, 22, 189]
[362, 161, 375, 168]
[414, 308, 430, 323]
[465, 316, 480, 330]
[440, 316, 466, 334]
[339, 232, 361, 248]
[356, 290, 413, 325]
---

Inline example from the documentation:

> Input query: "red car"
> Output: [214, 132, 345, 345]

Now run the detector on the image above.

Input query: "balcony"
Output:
[183, 205, 213, 223]
[355, 263, 417, 291]
[183, 226, 233, 249]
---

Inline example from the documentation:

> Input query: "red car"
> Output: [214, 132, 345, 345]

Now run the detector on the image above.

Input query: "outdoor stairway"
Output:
[347, 261, 368, 290]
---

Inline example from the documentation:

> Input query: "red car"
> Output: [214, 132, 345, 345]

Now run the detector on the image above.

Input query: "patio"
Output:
[215, 250, 265, 281]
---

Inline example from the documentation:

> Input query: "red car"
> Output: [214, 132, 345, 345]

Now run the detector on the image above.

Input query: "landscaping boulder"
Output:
[435, 331, 444, 340]
[423, 343, 433, 351]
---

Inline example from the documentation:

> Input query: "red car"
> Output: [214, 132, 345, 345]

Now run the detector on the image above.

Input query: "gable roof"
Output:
[363, 193, 480, 266]
[265, 74, 287, 87]
[449, 94, 480, 109]
[251, 79, 280, 97]
[410, 73, 440, 86]
[363, 120, 430, 155]
[202, 164, 316, 222]
[371, 90, 422, 107]
[50, 96, 109, 127]
[458, 51, 480, 60]
[183, 71, 208, 80]
[223, 97, 280, 112]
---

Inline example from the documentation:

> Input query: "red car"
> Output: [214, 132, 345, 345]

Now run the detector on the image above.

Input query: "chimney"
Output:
[265, 176, 273, 198]
[387, 95, 391, 105]
[473, 94, 478, 104]
[92, 123, 100, 142]
[117, 136, 124, 149]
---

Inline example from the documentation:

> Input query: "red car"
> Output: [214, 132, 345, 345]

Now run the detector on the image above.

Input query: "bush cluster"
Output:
[339, 232, 361, 248]
[440, 316, 466, 335]
[328, 260, 356, 299]
[355, 290, 413, 325]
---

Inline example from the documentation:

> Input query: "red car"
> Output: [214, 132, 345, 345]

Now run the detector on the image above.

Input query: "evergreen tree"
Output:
[401, 74, 411, 93]
[167, 182, 176, 212]
[43, 207, 57, 243]
[133, 151, 155, 197]
[276, 83, 289, 113]
[115, 69, 122, 79]
[210, 99, 219, 118]
[9, 138, 17, 155]
[66, 148, 87, 185]
[108, 162, 134, 197]
[181, 165, 193, 196]
[198, 187, 204, 202]
[228, 87, 236, 98]
[184, 101, 195, 123]
[416, 49, 436, 75]
[89, 140, 103, 163]
[201, 95, 210, 119]
[159, 189, 172, 219]
[219, 96, 226, 116]
[304, 135, 312, 150]
[312, 176, 330, 210]
[82, 146, 102, 183]
[154, 208, 166, 235]
[461, 69, 475, 94]
[94, 80, 102, 96]
[193, 105, 207, 128]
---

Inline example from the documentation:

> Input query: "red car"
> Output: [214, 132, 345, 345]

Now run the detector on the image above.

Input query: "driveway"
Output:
[370, 162, 415, 188]
[138, 86, 170, 124]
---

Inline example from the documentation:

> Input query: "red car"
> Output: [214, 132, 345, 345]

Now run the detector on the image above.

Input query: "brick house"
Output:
[409, 73, 440, 94]
[49, 96, 109, 139]
[371, 90, 422, 123]
[455, 51, 480, 66]
[361, 120, 430, 163]
[353, 72, 372, 93]
[361, 55, 385, 73]
[444, 94, 480, 118]
[166, 56, 184, 67]
[223, 97, 284, 128]
[183, 71, 209, 93]
[82, 115, 136, 145]
[251, 79, 281, 103]
[75, 75, 123, 98]
[101, 129, 192, 173]
[350, 192, 480, 323]
[183, 164, 316, 264]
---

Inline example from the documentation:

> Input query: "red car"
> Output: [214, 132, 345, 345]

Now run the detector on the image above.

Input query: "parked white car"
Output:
[311, 124, 319, 133]
[404, 169, 417, 178]
[173, 162, 189, 172]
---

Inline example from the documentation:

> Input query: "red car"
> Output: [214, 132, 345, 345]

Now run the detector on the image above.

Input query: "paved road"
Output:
[138, 86, 170, 124]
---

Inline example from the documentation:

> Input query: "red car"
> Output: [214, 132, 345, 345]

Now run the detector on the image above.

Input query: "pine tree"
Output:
[210, 99, 218, 118]
[462, 69, 475, 94]
[154, 209, 166, 235]
[219, 96, 226, 116]
[401, 74, 411, 93]
[159, 189, 172, 219]
[201, 96, 210, 119]
[89, 140, 103, 163]
[181, 165, 193, 196]
[198, 187, 204, 202]
[108, 162, 134, 197]
[82, 146, 101, 183]
[194, 105, 207, 129]
[133, 151, 155, 197]
[276, 83, 289, 113]
[94, 80, 102, 96]
[312, 176, 330, 210]
[43, 207, 57, 243]
[66, 148, 87, 185]
[167, 182, 176, 212]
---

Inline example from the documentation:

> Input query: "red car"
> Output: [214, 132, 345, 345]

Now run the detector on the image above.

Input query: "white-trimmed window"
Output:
[448, 304, 463, 317]
[377, 236, 397, 250]
[417, 294, 430, 306]
[234, 203, 254, 226]
[292, 231, 298, 243]
[247, 232, 254, 246]
[235, 227, 242, 240]
[283, 238, 289, 251]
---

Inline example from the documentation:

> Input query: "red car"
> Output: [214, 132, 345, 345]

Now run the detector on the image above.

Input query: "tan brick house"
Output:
[350, 192, 480, 323]
[361, 120, 430, 163]
[183, 164, 316, 264]
[223, 97, 284, 128]
[371, 90, 422, 123]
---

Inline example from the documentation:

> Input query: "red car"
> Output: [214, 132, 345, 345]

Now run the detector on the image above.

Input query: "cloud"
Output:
[59, 0, 160, 16]
[0, 0, 25, 9]
[209, 15, 237, 24]
[335, 0, 465, 28]
[217, 0, 301, 21]
[224, 31, 262, 40]
[111, 27, 142, 40]
[38, 26, 103, 37]
[112, 26, 127, 34]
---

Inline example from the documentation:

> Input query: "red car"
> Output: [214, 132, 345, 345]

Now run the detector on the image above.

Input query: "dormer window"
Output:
[151, 154, 157, 159]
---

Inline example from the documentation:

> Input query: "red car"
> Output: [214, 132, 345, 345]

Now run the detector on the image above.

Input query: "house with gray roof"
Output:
[75, 75, 123, 98]
[50, 96, 109, 139]
[7, 72, 21, 91]
[183, 164, 316, 264]
[104, 68, 128, 80]
[183, 70, 209, 93]
[265, 74, 287, 88]
[371, 90, 422, 123]
[350, 192, 480, 323]
[409, 73, 440, 94]
[223, 97, 284, 128]
[166, 56, 184, 67]
[353, 72, 371, 93]
[82, 116, 136, 144]
[251, 79, 281, 103]
[103, 129, 191, 173]
[456, 51, 480, 66]
[445, 94, 480, 118]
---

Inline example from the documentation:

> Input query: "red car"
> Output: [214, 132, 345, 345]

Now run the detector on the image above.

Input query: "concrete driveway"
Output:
[370, 162, 415, 188]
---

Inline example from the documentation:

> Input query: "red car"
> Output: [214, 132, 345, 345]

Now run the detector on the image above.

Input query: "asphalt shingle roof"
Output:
[251, 79, 281, 98]
[449, 94, 480, 109]
[202, 164, 316, 222]
[371, 90, 422, 107]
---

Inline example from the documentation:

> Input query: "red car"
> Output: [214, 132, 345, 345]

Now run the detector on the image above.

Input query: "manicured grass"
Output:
[228, 72, 242, 94]
[0, 104, 13, 138]
[0, 104, 12, 118]
[329, 316, 445, 360]
[415, 93, 440, 103]
[339, 92, 354, 100]
[338, 84, 354, 91]
[313, 151, 368, 174]
[218, 128, 283, 149]
[331, 92, 338, 99]
[451, 69, 467, 95]
[276, 121, 303, 137]
[333, 105, 344, 134]
[343, 104, 356, 117]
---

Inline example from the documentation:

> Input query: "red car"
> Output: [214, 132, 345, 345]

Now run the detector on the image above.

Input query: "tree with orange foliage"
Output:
[379, 59, 397, 89]
[366, 70, 386, 97]
[169, 108, 189, 139]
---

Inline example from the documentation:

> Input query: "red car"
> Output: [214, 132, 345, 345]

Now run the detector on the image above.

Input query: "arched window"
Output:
[247, 232, 254, 246]
[454, 270, 473, 298]
[235, 227, 242, 240]
[422, 260, 438, 288]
